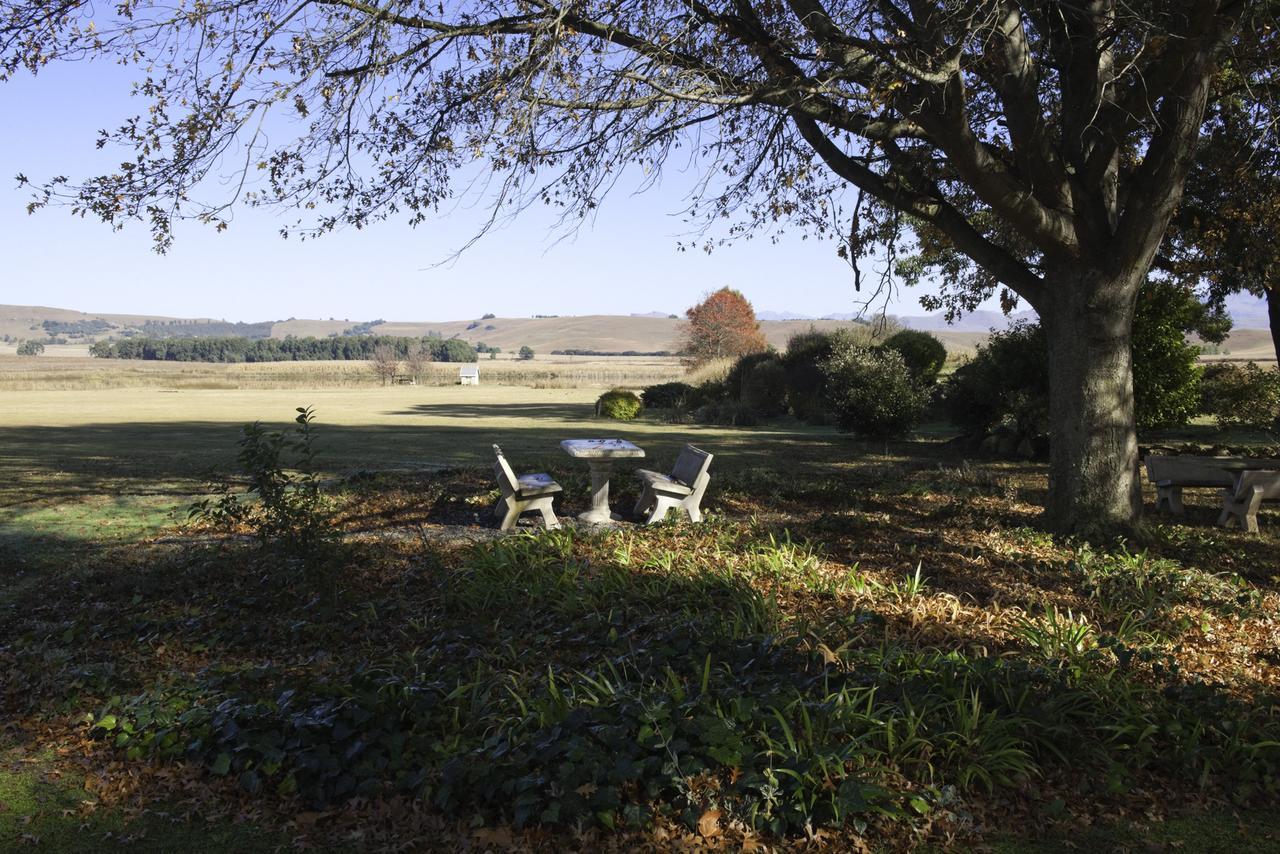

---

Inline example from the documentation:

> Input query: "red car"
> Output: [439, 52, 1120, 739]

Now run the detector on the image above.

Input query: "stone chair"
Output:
[492, 444, 562, 532]
[633, 444, 714, 525]
[1217, 470, 1280, 534]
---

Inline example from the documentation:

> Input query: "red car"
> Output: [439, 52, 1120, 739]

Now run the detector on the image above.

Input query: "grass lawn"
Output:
[0, 385, 854, 557]
[3, 384, 1280, 850]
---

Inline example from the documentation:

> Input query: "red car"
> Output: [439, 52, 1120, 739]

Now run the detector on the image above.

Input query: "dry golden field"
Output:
[0, 353, 684, 391]
[1200, 328, 1277, 363]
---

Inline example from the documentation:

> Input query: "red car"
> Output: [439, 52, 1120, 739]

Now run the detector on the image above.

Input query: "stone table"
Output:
[560, 438, 646, 524]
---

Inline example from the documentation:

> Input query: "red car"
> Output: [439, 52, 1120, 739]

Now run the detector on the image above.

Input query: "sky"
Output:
[0, 56, 972, 324]
[0, 57, 1267, 327]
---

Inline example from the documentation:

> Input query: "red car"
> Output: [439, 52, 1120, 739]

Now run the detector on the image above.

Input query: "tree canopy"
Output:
[1164, 83, 1280, 364]
[4, 0, 1278, 531]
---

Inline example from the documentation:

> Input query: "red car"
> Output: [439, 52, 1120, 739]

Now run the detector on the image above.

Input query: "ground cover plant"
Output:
[3, 391, 1280, 850]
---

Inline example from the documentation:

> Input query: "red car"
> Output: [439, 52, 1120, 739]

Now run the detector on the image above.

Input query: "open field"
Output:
[1201, 327, 1278, 363]
[0, 353, 685, 390]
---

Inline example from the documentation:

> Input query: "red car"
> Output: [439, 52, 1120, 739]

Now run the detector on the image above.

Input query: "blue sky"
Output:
[0, 58, 965, 323]
[0, 59, 1266, 327]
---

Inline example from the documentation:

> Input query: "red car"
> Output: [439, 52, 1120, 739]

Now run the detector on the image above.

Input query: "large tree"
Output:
[2, 1, 1276, 531]
[681, 287, 768, 365]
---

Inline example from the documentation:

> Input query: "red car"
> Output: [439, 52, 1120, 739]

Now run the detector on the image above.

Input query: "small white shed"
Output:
[459, 364, 480, 385]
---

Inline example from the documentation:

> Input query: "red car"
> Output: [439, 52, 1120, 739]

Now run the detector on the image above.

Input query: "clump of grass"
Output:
[1012, 605, 1098, 673]
[1072, 546, 1259, 632]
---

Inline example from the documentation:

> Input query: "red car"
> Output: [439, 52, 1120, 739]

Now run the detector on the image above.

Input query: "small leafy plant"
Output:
[190, 406, 339, 582]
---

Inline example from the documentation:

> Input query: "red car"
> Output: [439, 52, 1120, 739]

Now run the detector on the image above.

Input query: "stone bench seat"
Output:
[515, 473, 562, 498]
[1145, 456, 1241, 516]
[635, 469, 694, 495]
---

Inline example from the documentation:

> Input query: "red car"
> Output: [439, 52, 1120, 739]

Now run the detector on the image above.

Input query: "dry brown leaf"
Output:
[698, 808, 722, 839]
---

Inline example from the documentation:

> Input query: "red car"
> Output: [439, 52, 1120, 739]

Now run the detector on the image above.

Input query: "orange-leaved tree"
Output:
[680, 288, 769, 367]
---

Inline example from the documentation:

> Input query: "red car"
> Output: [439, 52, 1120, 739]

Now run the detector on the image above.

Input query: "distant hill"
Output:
[0, 301, 1268, 360]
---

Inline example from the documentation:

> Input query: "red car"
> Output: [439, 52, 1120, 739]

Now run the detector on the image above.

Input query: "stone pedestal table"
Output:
[560, 438, 646, 524]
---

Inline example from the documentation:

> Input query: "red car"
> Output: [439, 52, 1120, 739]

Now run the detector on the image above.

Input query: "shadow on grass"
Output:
[0, 753, 283, 853]
[387, 401, 598, 420]
[0, 418, 894, 508]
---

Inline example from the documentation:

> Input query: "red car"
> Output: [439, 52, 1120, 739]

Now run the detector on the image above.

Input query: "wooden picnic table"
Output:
[560, 438, 645, 524]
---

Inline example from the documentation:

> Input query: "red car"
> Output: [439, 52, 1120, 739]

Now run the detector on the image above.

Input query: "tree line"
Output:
[89, 336, 477, 363]
[139, 320, 276, 339]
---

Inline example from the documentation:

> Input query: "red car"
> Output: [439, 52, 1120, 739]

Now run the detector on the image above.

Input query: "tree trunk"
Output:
[1267, 286, 1280, 370]
[1041, 269, 1143, 534]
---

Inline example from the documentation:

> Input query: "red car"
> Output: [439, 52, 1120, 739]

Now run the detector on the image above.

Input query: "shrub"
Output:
[782, 330, 837, 422]
[879, 329, 947, 385]
[1131, 280, 1220, 429]
[724, 351, 776, 398]
[1201, 362, 1280, 430]
[641, 381, 695, 409]
[741, 357, 788, 416]
[596, 389, 642, 420]
[943, 282, 1227, 437]
[821, 343, 926, 438]
[942, 322, 1049, 436]
[725, 351, 787, 417]
[518, 345, 535, 360]
[697, 399, 760, 427]
[16, 340, 44, 356]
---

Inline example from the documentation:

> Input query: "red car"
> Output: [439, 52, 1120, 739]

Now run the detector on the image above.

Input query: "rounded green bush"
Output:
[879, 329, 947, 385]
[596, 389, 643, 421]
[821, 343, 927, 439]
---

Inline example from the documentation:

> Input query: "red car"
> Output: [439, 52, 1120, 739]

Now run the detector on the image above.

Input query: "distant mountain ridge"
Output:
[2, 295, 1269, 360]
[761, 291, 1270, 332]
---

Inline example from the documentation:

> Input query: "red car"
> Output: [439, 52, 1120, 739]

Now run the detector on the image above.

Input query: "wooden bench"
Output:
[633, 444, 713, 525]
[492, 444, 562, 531]
[1217, 470, 1280, 533]
[1143, 456, 1235, 516]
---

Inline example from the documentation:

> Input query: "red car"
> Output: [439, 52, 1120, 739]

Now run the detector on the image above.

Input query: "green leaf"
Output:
[96, 714, 117, 732]
[210, 752, 232, 776]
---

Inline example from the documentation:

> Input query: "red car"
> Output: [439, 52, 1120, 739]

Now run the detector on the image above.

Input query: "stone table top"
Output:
[560, 438, 646, 459]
